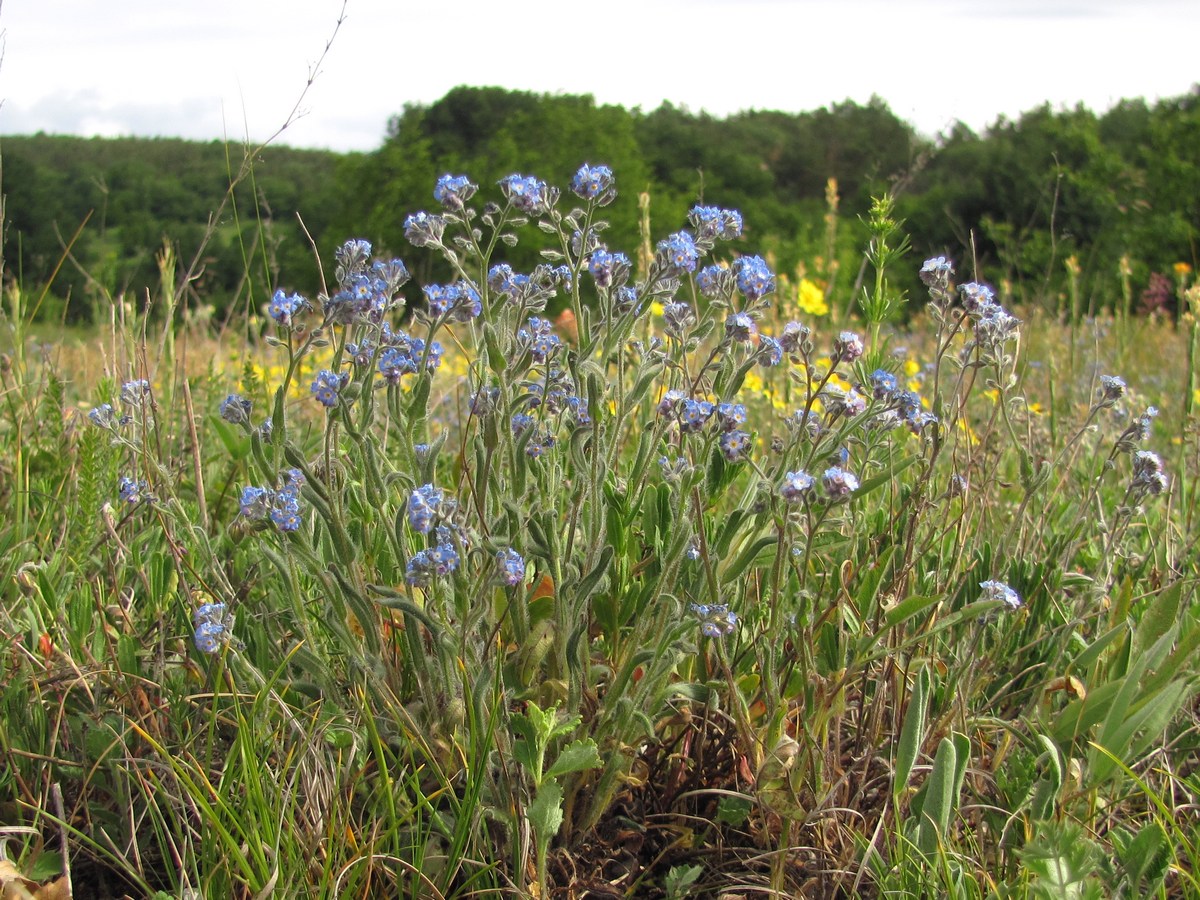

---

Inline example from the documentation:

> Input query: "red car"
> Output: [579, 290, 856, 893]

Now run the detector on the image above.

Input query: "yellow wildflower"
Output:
[797, 278, 829, 317]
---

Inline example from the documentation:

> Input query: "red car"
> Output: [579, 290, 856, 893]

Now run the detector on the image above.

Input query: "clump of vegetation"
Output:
[1, 159, 1197, 899]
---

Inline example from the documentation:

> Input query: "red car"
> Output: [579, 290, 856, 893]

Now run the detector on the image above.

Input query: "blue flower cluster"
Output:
[219, 393, 252, 425]
[688, 206, 743, 241]
[571, 163, 616, 204]
[486, 262, 572, 309]
[732, 255, 775, 302]
[499, 174, 549, 215]
[434, 173, 477, 210]
[690, 602, 739, 638]
[88, 403, 129, 430]
[424, 282, 482, 322]
[118, 476, 149, 505]
[377, 323, 444, 383]
[588, 249, 631, 289]
[518, 316, 563, 363]
[953, 277, 1021, 357]
[657, 392, 752, 461]
[656, 232, 699, 276]
[193, 601, 234, 654]
[979, 580, 1022, 610]
[120, 379, 151, 408]
[239, 468, 306, 533]
[696, 264, 732, 300]
[821, 466, 860, 500]
[1131, 450, 1169, 497]
[404, 211, 446, 248]
[322, 241, 410, 325]
[311, 369, 348, 408]
[498, 548, 526, 587]
[268, 289, 309, 327]
[834, 331, 864, 363]
[511, 412, 557, 459]
[406, 540, 460, 588]
[780, 470, 815, 502]
[919, 256, 955, 287]
[408, 483, 445, 534]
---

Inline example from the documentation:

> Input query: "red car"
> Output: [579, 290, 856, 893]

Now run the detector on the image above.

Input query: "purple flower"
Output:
[834, 331, 864, 363]
[725, 312, 757, 343]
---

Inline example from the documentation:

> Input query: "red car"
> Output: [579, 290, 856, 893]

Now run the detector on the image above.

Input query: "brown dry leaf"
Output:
[530, 573, 555, 602]
[0, 858, 38, 900]
[0, 860, 71, 900]
[1044, 675, 1087, 699]
[0, 873, 34, 898]
[32, 877, 71, 900]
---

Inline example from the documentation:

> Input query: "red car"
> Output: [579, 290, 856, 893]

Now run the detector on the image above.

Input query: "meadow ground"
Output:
[1, 178, 1198, 899]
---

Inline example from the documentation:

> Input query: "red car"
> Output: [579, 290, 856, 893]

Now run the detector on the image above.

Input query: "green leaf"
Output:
[884, 595, 939, 630]
[545, 739, 602, 780]
[916, 736, 957, 856]
[527, 781, 564, 846]
[572, 545, 614, 604]
[715, 794, 753, 826]
[894, 665, 929, 800]
[721, 533, 777, 583]
[1132, 581, 1182, 657]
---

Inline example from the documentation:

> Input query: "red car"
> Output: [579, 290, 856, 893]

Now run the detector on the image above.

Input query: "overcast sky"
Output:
[1, 0, 1197, 153]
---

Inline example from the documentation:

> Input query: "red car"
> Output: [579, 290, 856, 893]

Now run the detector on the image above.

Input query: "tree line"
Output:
[3, 84, 1197, 323]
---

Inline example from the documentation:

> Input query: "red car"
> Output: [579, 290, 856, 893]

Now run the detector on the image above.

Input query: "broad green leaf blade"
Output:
[544, 739, 602, 781]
